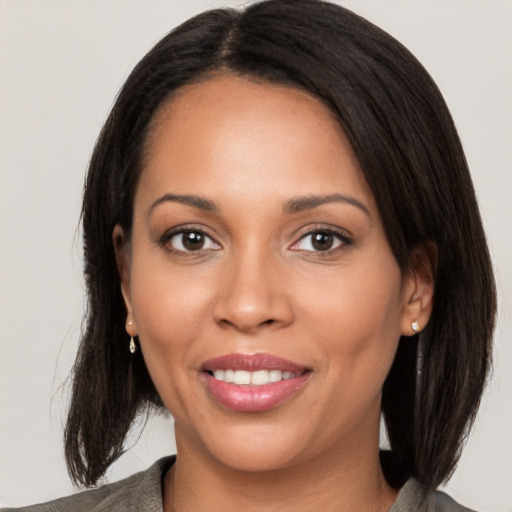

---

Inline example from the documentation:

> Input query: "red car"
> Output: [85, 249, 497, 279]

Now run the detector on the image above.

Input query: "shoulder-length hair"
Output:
[66, 0, 496, 489]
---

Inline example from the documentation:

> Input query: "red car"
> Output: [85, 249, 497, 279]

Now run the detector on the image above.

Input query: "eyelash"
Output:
[158, 225, 353, 255]
[159, 225, 220, 255]
[290, 226, 353, 255]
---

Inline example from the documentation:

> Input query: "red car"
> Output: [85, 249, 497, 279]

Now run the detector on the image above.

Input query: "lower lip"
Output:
[203, 373, 310, 412]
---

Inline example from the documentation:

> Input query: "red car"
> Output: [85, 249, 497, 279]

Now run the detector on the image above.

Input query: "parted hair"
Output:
[66, 0, 496, 489]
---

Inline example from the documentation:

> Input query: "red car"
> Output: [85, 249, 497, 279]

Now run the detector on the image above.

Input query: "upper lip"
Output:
[201, 353, 309, 373]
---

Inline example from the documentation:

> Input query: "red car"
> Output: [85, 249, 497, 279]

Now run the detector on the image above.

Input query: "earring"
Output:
[126, 317, 136, 353]
[411, 320, 420, 333]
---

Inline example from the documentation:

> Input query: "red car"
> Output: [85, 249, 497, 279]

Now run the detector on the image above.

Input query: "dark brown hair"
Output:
[66, 0, 496, 489]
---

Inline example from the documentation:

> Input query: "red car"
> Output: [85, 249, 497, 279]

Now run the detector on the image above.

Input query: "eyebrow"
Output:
[283, 194, 371, 217]
[148, 192, 370, 218]
[148, 193, 220, 215]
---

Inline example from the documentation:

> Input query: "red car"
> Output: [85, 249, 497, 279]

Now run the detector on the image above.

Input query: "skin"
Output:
[115, 75, 434, 512]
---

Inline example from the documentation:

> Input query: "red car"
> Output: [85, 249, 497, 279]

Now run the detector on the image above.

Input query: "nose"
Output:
[213, 249, 294, 333]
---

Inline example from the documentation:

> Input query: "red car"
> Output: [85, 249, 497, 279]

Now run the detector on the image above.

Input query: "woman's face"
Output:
[118, 75, 426, 472]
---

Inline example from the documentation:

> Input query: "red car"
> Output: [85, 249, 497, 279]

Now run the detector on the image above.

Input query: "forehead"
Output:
[137, 74, 374, 211]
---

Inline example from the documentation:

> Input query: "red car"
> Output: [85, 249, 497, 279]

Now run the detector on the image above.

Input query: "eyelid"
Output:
[158, 224, 221, 253]
[156, 222, 352, 255]
[289, 225, 353, 252]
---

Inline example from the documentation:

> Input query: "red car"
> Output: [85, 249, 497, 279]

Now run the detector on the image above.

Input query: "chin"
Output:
[210, 441, 304, 473]
[174, 415, 311, 473]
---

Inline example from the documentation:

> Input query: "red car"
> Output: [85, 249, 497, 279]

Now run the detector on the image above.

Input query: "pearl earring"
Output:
[126, 318, 136, 353]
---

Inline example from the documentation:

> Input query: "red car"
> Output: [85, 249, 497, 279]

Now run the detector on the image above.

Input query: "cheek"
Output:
[299, 255, 404, 388]
[128, 251, 213, 391]
[129, 263, 217, 428]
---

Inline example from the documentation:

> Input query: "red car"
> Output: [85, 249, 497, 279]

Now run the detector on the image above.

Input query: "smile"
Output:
[211, 369, 303, 385]
[201, 353, 311, 412]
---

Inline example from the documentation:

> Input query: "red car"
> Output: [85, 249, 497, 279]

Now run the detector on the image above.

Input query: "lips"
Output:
[201, 353, 311, 412]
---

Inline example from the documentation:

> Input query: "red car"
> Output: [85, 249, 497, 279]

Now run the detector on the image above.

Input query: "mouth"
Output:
[201, 353, 311, 412]
[207, 368, 305, 385]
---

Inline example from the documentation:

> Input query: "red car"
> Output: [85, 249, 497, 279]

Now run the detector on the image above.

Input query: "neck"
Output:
[163, 431, 397, 512]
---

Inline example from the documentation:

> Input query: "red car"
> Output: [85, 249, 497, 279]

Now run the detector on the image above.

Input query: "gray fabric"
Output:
[388, 478, 476, 512]
[1, 458, 173, 512]
[2, 456, 476, 511]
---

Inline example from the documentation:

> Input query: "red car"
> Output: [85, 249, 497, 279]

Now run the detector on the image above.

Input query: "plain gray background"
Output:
[1, 0, 511, 509]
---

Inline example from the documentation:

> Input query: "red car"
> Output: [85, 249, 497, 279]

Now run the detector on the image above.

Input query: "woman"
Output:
[2, 0, 497, 510]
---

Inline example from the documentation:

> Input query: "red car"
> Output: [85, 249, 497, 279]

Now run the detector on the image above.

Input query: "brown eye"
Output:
[182, 231, 205, 250]
[311, 232, 334, 251]
[167, 230, 220, 252]
[291, 229, 349, 253]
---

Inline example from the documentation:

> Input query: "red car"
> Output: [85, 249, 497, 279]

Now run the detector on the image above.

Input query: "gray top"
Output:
[2, 456, 476, 511]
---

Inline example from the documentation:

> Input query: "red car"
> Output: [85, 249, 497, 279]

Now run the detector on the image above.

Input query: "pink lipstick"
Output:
[201, 353, 310, 412]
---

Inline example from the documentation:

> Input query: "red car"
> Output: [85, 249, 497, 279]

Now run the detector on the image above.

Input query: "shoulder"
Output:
[1, 457, 174, 512]
[390, 478, 477, 512]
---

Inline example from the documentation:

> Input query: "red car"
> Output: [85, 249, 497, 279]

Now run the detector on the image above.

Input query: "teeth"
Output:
[233, 370, 251, 385]
[269, 370, 282, 382]
[211, 369, 301, 385]
[251, 370, 269, 385]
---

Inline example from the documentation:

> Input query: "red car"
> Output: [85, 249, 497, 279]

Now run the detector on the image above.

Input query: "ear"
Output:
[113, 224, 137, 337]
[400, 242, 436, 336]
